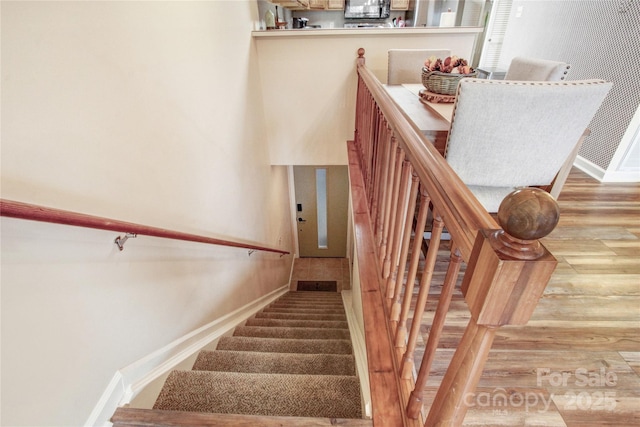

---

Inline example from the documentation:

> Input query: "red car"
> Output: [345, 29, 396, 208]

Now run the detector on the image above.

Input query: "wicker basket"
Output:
[421, 68, 477, 96]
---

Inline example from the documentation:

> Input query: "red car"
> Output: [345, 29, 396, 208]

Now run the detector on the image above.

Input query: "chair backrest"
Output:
[504, 56, 571, 81]
[445, 79, 611, 191]
[387, 49, 451, 85]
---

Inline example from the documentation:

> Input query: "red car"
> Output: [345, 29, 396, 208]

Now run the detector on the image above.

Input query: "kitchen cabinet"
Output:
[309, 0, 326, 9]
[271, 0, 310, 10]
[306, 0, 343, 10]
[390, 0, 409, 10]
[327, 0, 345, 10]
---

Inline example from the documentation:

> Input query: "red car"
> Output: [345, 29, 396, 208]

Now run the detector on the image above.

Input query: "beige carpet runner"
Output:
[152, 291, 363, 419]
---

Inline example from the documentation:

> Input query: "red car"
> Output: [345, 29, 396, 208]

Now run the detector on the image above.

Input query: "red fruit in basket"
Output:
[443, 56, 451, 67]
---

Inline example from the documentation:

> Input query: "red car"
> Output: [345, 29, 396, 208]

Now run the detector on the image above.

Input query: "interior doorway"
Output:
[293, 166, 348, 258]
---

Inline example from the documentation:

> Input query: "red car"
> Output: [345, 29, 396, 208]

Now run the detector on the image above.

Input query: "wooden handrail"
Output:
[355, 48, 496, 262]
[350, 48, 559, 426]
[0, 199, 289, 255]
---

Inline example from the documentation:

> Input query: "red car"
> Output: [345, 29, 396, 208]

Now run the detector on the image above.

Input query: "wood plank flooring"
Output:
[417, 168, 640, 426]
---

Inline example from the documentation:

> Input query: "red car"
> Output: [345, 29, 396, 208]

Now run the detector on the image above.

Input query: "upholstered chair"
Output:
[504, 56, 571, 81]
[444, 79, 611, 212]
[387, 49, 451, 85]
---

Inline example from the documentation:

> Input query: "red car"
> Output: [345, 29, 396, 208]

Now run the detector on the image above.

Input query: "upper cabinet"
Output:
[271, 0, 310, 10]
[327, 0, 345, 10]
[390, 0, 409, 10]
[271, 0, 344, 11]
[309, 0, 326, 9]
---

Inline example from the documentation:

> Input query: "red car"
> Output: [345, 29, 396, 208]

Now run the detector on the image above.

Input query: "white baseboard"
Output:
[85, 285, 289, 427]
[342, 290, 372, 419]
[574, 155, 606, 181]
[603, 168, 640, 182]
[574, 155, 640, 183]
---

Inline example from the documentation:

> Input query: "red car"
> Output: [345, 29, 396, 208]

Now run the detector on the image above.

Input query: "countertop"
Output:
[252, 26, 483, 38]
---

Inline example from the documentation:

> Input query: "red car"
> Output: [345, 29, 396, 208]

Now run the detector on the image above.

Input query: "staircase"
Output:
[112, 291, 371, 426]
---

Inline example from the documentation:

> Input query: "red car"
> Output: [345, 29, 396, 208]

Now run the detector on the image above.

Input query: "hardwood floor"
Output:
[417, 168, 640, 426]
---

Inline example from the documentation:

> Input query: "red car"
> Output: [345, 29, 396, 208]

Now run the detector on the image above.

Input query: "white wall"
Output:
[1, 1, 294, 426]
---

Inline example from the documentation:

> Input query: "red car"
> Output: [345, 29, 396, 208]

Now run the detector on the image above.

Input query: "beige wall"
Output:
[1, 1, 294, 426]
[255, 30, 480, 165]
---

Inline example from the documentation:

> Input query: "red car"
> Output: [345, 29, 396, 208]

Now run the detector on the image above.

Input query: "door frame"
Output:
[287, 166, 301, 258]
[287, 165, 353, 260]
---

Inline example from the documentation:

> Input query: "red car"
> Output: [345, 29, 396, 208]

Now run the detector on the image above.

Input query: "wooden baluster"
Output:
[395, 186, 431, 350]
[362, 89, 372, 169]
[379, 140, 399, 269]
[368, 109, 381, 199]
[361, 95, 373, 187]
[371, 122, 389, 235]
[406, 246, 462, 419]
[368, 111, 384, 209]
[385, 158, 411, 296]
[390, 171, 420, 325]
[375, 131, 393, 248]
[426, 188, 560, 425]
[401, 210, 444, 380]
[425, 318, 497, 427]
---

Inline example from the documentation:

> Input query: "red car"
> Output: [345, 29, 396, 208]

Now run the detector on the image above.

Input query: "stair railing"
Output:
[0, 199, 289, 255]
[349, 48, 560, 426]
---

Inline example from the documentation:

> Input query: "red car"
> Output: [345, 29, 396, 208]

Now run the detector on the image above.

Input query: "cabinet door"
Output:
[390, 0, 409, 10]
[271, 0, 309, 10]
[309, 0, 326, 9]
[327, 0, 344, 10]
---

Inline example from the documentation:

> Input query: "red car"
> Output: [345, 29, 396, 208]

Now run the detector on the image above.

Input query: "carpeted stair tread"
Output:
[277, 298, 343, 304]
[283, 291, 343, 299]
[245, 317, 348, 329]
[262, 306, 347, 315]
[255, 311, 347, 321]
[270, 300, 345, 308]
[153, 370, 362, 419]
[274, 295, 344, 302]
[234, 325, 350, 340]
[216, 336, 353, 354]
[193, 350, 356, 375]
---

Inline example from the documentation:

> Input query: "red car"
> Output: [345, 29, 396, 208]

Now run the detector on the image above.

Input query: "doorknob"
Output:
[298, 217, 306, 223]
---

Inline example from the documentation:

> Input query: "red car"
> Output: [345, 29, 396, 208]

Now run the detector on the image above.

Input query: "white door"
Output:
[478, 0, 513, 68]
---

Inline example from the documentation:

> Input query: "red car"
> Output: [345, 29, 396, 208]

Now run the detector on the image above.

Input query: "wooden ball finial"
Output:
[489, 188, 560, 260]
[497, 188, 560, 240]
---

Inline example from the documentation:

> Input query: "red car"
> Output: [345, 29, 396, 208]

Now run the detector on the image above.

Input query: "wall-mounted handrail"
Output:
[0, 199, 289, 256]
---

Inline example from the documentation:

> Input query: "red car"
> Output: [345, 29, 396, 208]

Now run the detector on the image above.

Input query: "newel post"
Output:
[357, 47, 366, 66]
[426, 188, 560, 426]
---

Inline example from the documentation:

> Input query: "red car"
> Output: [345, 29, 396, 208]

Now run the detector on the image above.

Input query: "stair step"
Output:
[276, 294, 343, 301]
[270, 303, 345, 310]
[285, 291, 342, 298]
[112, 407, 374, 427]
[234, 326, 350, 340]
[246, 317, 349, 329]
[272, 296, 343, 305]
[268, 304, 345, 312]
[153, 370, 362, 419]
[255, 311, 347, 321]
[193, 350, 356, 375]
[262, 306, 347, 315]
[216, 336, 353, 354]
